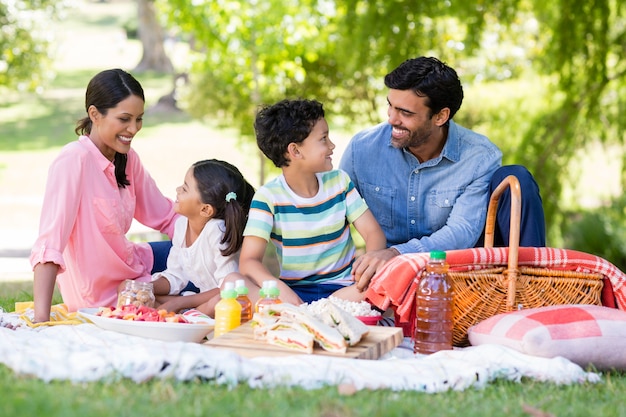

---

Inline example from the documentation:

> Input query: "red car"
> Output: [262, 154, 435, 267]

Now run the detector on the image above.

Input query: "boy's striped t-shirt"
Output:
[244, 169, 368, 287]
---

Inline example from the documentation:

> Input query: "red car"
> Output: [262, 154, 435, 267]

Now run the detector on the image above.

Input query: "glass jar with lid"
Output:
[116, 280, 155, 309]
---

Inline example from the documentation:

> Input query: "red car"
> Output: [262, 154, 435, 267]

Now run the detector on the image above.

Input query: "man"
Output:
[339, 56, 545, 281]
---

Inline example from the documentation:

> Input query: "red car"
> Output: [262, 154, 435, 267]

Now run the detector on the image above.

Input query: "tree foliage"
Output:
[0, 0, 66, 90]
[512, 0, 625, 243]
[160, 0, 531, 127]
[159, 0, 625, 243]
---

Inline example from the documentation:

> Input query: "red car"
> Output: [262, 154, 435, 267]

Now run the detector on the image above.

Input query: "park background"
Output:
[1, 2, 626, 416]
[1, 0, 625, 275]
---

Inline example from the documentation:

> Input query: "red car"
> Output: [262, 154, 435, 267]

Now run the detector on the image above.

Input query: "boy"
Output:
[237, 99, 386, 305]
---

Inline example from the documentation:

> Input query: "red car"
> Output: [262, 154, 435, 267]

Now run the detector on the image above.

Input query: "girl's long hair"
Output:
[192, 159, 255, 256]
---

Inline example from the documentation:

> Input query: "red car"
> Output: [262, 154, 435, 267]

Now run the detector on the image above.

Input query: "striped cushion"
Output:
[467, 304, 626, 370]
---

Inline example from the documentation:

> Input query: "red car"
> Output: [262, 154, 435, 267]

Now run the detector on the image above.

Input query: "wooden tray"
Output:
[204, 322, 403, 360]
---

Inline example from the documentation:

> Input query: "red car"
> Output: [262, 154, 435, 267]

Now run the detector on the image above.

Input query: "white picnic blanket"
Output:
[0, 313, 600, 392]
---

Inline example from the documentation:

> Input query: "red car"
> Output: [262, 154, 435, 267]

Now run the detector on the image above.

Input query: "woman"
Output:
[30, 69, 178, 322]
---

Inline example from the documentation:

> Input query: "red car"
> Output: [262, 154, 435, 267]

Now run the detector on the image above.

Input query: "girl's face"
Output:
[175, 167, 209, 218]
[88, 94, 144, 161]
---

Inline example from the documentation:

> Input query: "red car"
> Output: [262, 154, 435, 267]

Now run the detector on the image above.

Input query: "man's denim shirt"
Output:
[339, 120, 502, 254]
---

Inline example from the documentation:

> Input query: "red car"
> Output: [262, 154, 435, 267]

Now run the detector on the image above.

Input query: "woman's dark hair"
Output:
[254, 99, 325, 167]
[192, 159, 255, 256]
[75, 69, 145, 188]
[384, 56, 463, 122]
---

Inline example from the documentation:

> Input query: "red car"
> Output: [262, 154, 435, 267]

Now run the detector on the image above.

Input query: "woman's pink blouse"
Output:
[30, 136, 178, 311]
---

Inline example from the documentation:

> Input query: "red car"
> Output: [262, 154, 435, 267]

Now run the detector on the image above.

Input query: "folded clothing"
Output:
[14, 302, 89, 327]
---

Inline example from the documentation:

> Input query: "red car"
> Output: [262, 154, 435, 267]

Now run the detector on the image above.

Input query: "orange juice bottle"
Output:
[254, 280, 282, 313]
[214, 282, 242, 338]
[235, 279, 252, 323]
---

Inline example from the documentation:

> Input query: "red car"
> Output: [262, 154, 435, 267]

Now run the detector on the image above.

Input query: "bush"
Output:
[122, 18, 139, 39]
[562, 195, 626, 272]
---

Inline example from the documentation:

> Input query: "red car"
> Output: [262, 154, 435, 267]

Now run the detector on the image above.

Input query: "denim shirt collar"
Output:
[395, 120, 462, 166]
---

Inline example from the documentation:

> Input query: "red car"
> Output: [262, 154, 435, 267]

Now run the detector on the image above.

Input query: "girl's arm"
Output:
[151, 275, 172, 296]
[156, 288, 220, 313]
[350, 209, 387, 291]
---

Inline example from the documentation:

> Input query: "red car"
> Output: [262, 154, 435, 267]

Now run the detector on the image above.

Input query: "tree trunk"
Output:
[134, 0, 173, 73]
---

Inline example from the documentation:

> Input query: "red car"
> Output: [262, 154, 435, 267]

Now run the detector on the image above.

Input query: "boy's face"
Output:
[295, 118, 335, 173]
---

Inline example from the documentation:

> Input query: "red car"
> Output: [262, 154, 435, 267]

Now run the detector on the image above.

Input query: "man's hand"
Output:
[351, 248, 399, 291]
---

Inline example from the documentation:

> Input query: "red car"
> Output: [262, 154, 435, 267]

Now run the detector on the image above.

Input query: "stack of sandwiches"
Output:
[251, 301, 370, 354]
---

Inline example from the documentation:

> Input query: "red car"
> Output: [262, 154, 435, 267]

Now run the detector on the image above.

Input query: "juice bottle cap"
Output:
[266, 286, 280, 297]
[429, 250, 446, 260]
[221, 282, 237, 299]
[235, 279, 249, 295]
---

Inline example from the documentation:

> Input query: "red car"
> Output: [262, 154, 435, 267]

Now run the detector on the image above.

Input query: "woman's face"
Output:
[88, 94, 144, 161]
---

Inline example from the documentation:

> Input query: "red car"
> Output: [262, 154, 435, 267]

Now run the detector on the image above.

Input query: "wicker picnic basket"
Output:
[448, 175, 604, 347]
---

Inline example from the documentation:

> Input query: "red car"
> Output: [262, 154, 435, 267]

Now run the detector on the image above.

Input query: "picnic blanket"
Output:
[366, 247, 626, 331]
[0, 308, 600, 392]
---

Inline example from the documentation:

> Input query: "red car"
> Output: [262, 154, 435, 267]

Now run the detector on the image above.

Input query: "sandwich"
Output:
[250, 311, 281, 339]
[264, 303, 348, 354]
[314, 299, 370, 346]
[266, 328, 314, 353]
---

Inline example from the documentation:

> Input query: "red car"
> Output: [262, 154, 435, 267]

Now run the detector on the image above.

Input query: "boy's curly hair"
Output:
[254, 99, 325, 167]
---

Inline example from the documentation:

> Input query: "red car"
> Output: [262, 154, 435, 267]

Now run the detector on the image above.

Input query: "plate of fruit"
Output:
[78, 305, 215, 343]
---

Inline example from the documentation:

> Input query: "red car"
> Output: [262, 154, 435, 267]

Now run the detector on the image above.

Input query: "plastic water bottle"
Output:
[214, 282, 242, 338]
[254, 280, 282, 313]
[235, 279, 252, 323]
[414, 250, 454, 355]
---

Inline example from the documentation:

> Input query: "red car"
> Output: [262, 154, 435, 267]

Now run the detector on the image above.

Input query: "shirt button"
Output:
[410, 196, 416, 201]
[375, 187, 380, 192]
[445, 199, 449, 204]
[410, 220, 416, 225]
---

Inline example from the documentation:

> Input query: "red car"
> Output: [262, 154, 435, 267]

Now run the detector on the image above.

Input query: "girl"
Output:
[151, 159, 255, 317]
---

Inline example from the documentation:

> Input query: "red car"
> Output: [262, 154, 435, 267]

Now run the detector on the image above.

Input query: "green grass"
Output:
[0, 281, 61, 312]
[2, 1, 625, 414]
[0, 352, 624, 417]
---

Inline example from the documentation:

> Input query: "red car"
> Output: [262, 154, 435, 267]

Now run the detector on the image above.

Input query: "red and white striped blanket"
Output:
[365, 247, 626, 332]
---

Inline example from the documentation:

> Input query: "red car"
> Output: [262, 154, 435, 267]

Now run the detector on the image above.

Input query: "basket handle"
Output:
[483, 174, 521, 309]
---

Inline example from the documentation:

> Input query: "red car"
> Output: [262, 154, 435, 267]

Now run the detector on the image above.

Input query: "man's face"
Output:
[386, 89, 438, 150]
